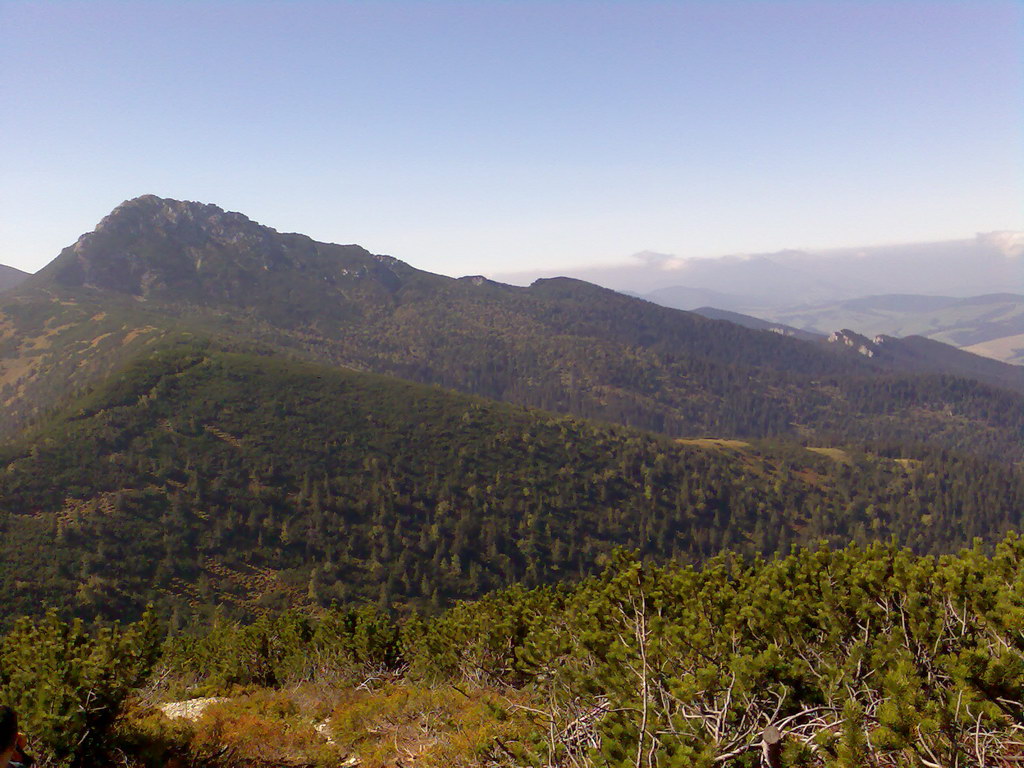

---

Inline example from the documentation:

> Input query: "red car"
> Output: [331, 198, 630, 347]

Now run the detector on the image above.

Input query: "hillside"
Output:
[1, 342, 1022, 627]
[688, 306, 1024, 390]
[0, 264, 29, 293]
[2, 195, 1024, 461]
[691, 306, 823, 341]
[759, 293, 1024, 365]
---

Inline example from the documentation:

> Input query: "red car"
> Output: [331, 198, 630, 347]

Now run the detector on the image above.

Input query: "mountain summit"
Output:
[31, 195, 412, 316]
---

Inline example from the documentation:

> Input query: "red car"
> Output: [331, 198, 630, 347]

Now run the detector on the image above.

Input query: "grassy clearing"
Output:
[806, 446, 852, 464]
[674, 437, 752, 451]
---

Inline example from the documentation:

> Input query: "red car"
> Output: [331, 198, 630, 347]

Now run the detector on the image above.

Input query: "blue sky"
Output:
[1, 1, 1021, 277]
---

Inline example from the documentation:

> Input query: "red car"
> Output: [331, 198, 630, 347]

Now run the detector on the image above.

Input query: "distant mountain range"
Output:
[753, 293, 1024, 366]
[2, 194, 1024, 624]
[494, 235, 1024, 365]
[0, 195, 1019, 455]
[685, 294, 1024, 366]
[9, 218, 1023, 364]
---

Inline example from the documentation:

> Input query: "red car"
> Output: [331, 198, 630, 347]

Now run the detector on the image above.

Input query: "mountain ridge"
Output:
[1, 195, 1022, 460]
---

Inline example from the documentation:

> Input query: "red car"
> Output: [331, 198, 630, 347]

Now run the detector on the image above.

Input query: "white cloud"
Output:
[631, 251, 688, 271]
[977, 231, 1024, 258]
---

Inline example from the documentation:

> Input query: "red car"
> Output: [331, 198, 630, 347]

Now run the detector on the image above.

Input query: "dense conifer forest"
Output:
[7, 537, 1024, 766]
[1, 343, 1022, 630]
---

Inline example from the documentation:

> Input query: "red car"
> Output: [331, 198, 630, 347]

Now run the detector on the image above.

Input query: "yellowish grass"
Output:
[806, 447, 852, 464]
[328, 682, 533, 768]
[133, 683, 533, 768]
[675, 438, 752, 451]
[123, 325, 160, 345]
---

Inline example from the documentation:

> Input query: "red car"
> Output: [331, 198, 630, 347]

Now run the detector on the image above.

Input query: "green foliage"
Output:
[8, 538, 1024, 765]
[160, 605, 402, 694]
[407, 584, 568, 685]
[0, 608, 161, 767]
[409, 537, 1024, 766]
[151, 535, 1024, 766]
[1, 345, 1022, 627]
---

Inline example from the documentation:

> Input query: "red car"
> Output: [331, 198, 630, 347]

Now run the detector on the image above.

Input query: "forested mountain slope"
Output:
[0, 264, 29, 293]
[1, 342, 1021, 628]
[2, 195, 1023, 459]
[691, 306, 824, 341]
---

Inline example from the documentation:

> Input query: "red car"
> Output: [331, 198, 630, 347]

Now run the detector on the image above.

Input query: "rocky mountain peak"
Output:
[828, 329, 876, 358]
[82, 195, 268, 254]
[35, 195, 291, 299]
[22, 196, 426, 325]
